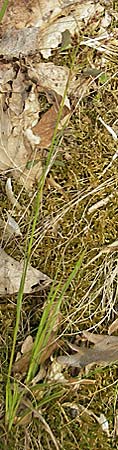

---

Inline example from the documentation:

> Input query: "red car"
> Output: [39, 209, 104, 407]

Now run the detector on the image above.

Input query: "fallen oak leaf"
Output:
[57, 335, 118, 368]
[0, 248, 51, 295]
[32, 102, 69, 149]
[83, 331, 118, 348]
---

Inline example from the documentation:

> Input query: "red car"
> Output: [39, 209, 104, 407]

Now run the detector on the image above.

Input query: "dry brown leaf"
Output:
[13, 337, 59, 376]
[108, 319, 118, 335]
[32, 366, 46, 385]
[13, 351, 31, 376]
[0, 74, 42, 189]
[21, 335, 33, 355]
[0, 1, 104, 59]
[33, 104, 58, 148]
[9, 70, 27, 115]
[58, 333, 118, 368]
[0, 65, 15, 86]
[33, 103, 69, 148]
[28, 63, 70, 107]
[0, 0, 62, 32]
[0, 214, 22, 240]
[39, 337, 60, 365]
[83, 331, 118, 348]
[0, 27, 40, 59]
[39, 16, 76, 59]
[13, 336, 33, 376]
[0, 248, 51, 295]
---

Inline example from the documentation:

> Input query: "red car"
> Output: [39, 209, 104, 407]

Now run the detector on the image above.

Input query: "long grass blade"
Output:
[0, 0, 9, 21]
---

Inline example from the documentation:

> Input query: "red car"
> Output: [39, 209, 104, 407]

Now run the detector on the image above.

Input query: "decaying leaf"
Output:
[33, 103, 70, 148]
[39, 16, 76, 59]
[0, 62, 71, 188]
[0, 214, 22, 239]
[13, 335, 34, 376]
[57, 331, 118, 368]
[0, 248, 51, 295]
[28, 63, 71, 108]
[21, 335, 33, 355]
[13, 350, 31, 376]
[6, 213, 22, 237]
[32, 366, 46, 385]
[0, 75, 42, 189]
[48, 360, 66, 383]
[0, 27, 40, 59]
[0, 1, 104, 59]
[9, 70, 26, 115]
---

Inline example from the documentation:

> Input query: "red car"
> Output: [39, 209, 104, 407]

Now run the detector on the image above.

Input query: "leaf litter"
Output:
[0, 248, 51, 295]
[58, 330, 118, 368]
[0, 0, 116, 189]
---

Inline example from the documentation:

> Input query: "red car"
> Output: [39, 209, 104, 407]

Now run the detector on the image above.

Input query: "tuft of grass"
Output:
[5, 44, 83, 431]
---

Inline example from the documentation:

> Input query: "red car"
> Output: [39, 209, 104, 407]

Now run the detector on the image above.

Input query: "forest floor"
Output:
[0, 1, 118, 449]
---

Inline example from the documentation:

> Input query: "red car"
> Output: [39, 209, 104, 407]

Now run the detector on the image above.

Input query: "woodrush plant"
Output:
[5, 44, 83, 430]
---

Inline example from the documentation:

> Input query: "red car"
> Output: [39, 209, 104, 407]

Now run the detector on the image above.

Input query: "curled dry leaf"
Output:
[33, 103, 70, 149]
[0, 248, 51, 295]
[21, 335, 33, 355]
[0, 215, 21, 239]
[13, 350, 31, 376]
[13, 335, 34, 376]
[32, 366, 46, 385]
[58, 331, 118, 369]
[6, 213, 22, 237]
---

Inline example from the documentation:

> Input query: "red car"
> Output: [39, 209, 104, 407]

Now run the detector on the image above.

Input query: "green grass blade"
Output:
[26, 252, 84, 382]
[0, 0, 9, 21]
[5, 42, 81, 428]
